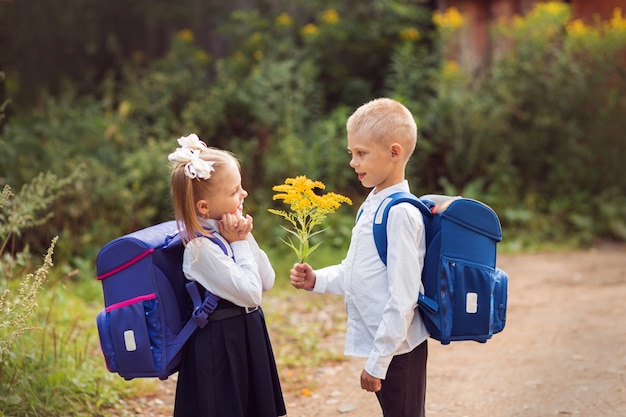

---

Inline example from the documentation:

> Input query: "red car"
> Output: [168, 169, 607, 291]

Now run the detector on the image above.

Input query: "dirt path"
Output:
[119, 244, 626, 416]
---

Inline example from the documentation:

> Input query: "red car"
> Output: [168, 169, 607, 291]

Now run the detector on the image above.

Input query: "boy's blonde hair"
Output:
[170, 146, 240, 244]
[346, 98, 417, 160]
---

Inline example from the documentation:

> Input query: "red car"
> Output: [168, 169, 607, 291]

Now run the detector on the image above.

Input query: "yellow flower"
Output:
[506, 2, 569, 39]
[176, 29, 194, 43]
[400, 28, 420, 41]
[433, 7, 464, 30]
[610, 7, 626, 31]
[250, 32, 263, 44]
[321, 9, 340, 25]
[442, 60, 460, 78]
[268, 176, 352, 263]
[566, 19, 588, 37]
[276, 12, 293, 27]
[301, 23, 319, 37]
[538, 1, 567, 17]
[527, 1, 569, 26]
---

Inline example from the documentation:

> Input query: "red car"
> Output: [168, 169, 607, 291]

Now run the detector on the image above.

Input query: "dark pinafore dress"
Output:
[174, 298, 286, 417]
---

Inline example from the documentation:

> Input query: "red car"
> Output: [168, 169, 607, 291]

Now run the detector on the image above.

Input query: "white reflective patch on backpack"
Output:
[374, 197, 394, 224]
[466, 292, 478, 314]
[124, 330, 137, 351]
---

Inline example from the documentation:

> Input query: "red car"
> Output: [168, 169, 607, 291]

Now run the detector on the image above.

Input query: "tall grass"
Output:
[0, 177, 155, 416]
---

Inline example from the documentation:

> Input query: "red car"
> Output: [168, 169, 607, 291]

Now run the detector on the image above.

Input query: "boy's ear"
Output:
[390, 143, 402, 160]
[196, 199, 210, 217]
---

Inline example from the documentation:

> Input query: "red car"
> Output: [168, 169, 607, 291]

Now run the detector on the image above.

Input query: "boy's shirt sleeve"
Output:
[313, 262, 346, 295]
[365, 203, 426, 379]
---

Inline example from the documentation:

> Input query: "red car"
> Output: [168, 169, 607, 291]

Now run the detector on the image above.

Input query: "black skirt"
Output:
[174, 300, 286, 417]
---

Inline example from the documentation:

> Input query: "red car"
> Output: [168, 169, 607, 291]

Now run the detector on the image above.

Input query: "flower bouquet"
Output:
[268, 176, 352, 263]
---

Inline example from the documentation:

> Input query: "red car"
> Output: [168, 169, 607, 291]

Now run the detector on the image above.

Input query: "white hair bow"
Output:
[168, 134, 216, 179]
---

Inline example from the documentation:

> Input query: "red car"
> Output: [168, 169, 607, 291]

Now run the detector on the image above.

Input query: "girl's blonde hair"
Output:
[346, 98, 417, 160]
[170, 146, 240, 245]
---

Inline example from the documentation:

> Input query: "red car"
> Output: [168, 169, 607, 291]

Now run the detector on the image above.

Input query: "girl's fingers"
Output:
[222, 213, 238, 229]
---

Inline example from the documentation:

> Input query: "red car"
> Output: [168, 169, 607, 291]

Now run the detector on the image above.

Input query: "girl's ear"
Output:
[196, 199, 210, 217]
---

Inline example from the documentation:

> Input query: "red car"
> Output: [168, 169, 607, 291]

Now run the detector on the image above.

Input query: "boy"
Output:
[290, 98, 429, 417]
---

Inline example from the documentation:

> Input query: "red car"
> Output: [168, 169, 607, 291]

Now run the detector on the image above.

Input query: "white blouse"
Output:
[182, 218, 275, 308]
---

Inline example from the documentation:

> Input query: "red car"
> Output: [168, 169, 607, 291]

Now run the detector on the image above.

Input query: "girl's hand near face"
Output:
[219, 212, 253, 242]
[237, 213, 253, 237]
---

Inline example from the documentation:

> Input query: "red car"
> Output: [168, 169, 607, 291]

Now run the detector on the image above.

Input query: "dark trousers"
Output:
[375, 340, 428, 417]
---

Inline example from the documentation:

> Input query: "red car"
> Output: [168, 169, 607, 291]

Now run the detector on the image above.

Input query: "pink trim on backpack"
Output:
[97, 249, 155, 280]
[105, 293, 157, 312]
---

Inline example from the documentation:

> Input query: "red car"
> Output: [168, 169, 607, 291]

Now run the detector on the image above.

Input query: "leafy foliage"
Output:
[0, 2, 624, 413]
[0, 187, 58, 355]
[0, 177, 150, 416]
[409, 3, 626, 247]
[485, 4, 626, 245]
[0, 1, 624, 266]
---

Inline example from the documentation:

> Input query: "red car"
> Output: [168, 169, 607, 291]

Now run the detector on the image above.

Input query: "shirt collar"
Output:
[200, 217, 219, 232]
[367, 180, 411, 205]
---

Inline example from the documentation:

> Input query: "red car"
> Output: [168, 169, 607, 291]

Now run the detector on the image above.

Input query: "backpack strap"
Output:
[186, 234, 227, 326]
[165, 234, 229, 366]
[372, 192, 433, 265]
[371, 192, 439, 315]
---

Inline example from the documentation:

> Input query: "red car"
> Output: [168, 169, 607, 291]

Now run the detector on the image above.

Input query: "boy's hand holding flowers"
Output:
[268, 176, 352, 263]
[290, 262, 316, 290]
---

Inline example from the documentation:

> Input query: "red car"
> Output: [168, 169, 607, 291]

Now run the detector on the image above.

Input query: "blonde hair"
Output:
[170, 147, 240, 244]
[346, 98, 417, 160]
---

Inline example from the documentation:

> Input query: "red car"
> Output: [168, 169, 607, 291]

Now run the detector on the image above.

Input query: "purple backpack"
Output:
[96, 221, 224, 380]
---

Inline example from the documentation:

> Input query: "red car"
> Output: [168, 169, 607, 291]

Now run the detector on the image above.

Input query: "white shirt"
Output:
[313, 181, 429, 379]
[182, 218, 275, 308]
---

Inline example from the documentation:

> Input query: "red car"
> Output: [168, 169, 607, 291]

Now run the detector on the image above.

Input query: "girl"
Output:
[168, 134, 286, 417]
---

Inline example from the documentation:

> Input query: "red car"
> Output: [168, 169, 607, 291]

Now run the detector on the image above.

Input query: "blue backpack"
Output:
[369, 192, 508, 345]
[95, 221, 225, 380]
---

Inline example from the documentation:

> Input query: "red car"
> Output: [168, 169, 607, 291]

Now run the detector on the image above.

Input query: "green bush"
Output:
[1, 3, 626, 412]
[487, 3, 626, 244]
[1, 0, 626, 270]
[404, 3, 626, 247]
[0, 177, 145, 416]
